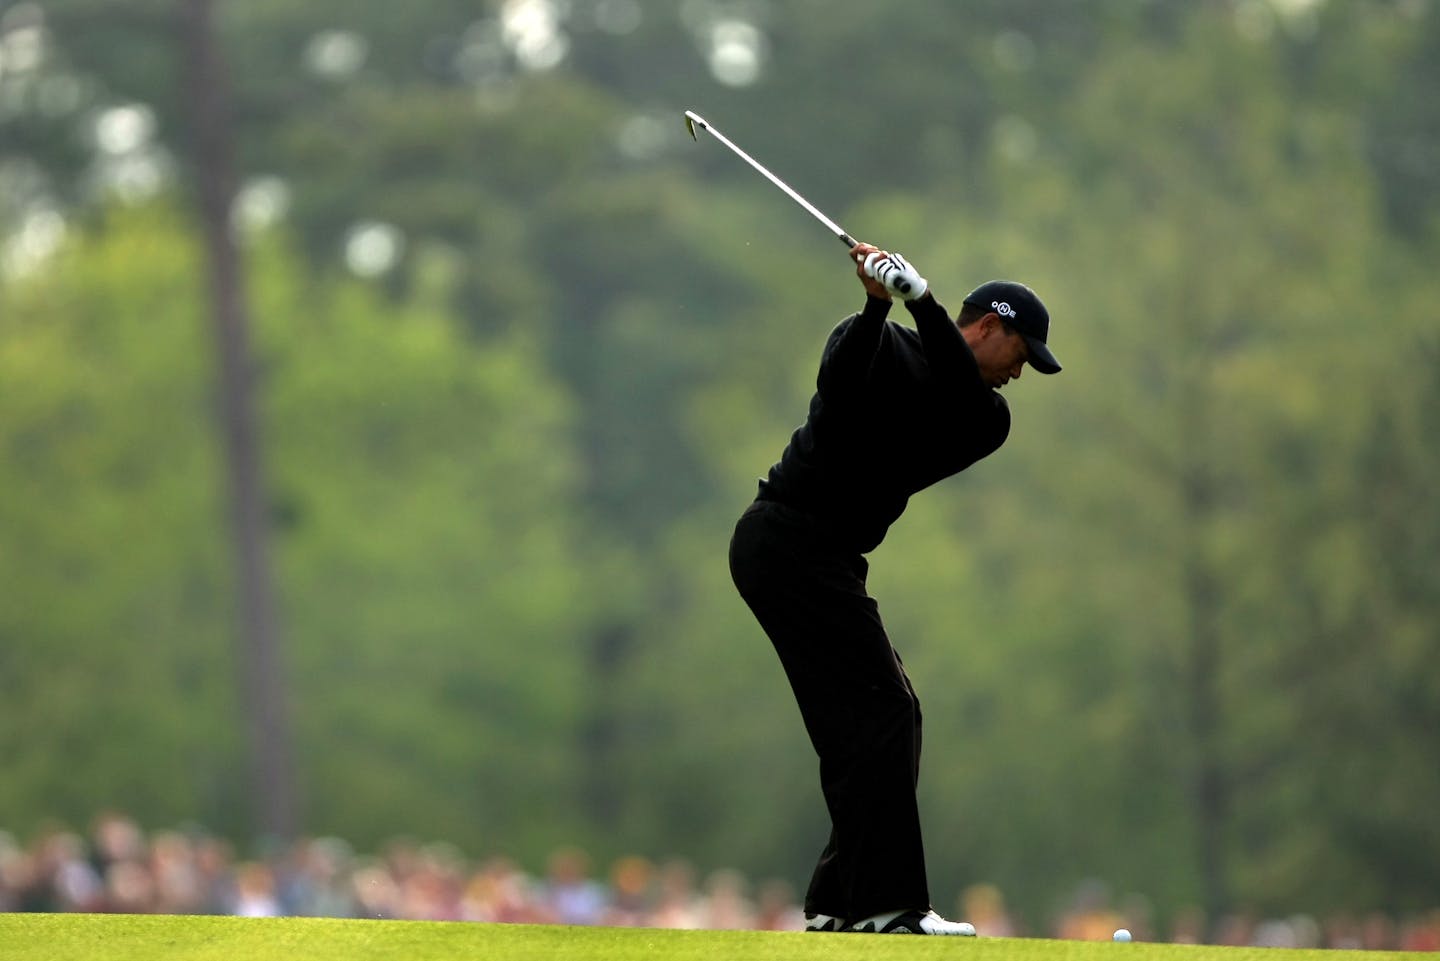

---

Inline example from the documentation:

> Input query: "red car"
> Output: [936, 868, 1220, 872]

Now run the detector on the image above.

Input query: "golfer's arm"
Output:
[906, 294, 987, 398]
[816, 294, 891, 397]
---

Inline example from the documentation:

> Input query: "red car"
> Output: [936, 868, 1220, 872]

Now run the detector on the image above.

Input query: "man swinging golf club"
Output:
[728, 243, 1061, 935]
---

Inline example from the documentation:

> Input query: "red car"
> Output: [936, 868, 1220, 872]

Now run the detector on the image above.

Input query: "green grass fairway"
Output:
[0, 914, 1418, 961]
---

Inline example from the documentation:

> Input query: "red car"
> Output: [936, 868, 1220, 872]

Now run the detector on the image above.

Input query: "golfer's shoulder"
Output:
[988, 392, 1012, 441]
[961, 386, 1009, 437]
[824, 307, 890, 349]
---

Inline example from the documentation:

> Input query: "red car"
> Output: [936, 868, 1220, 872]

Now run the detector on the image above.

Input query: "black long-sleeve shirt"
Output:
[756, 293, 1011, 553]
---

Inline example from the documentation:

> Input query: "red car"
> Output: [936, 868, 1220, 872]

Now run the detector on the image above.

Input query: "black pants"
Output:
[729, 499, 931, 920]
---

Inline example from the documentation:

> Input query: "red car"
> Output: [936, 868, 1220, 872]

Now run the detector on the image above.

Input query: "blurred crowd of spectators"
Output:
[4, 811, 1439, 950]
[0, 812, 798, 930]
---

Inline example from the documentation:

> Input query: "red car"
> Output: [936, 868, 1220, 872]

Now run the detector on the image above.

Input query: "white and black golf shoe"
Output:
[803, 912, 848, 932]
[845, 908, 977, 935]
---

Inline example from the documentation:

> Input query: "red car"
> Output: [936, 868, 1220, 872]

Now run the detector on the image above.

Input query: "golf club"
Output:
[684, 109, 856, 249]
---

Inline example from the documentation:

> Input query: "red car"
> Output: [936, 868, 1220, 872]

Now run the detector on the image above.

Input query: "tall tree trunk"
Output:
[1183, 512, 1228, 936]
[580, 621, 630, 829]
[1177, 377, 1230, 936]
[179, 0, 297, 842]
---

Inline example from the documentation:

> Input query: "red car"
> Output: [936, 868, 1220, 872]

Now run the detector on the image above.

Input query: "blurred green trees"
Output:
[2, 0, 1438, 932]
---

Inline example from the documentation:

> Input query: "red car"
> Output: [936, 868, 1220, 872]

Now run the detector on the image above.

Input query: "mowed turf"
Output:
[0, 914, 1417, 961]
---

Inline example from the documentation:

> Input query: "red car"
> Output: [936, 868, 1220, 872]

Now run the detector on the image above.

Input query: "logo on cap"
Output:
[992, 301, 1017, 319]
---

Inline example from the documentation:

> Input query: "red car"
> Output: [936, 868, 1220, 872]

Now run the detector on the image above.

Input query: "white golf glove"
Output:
[863, 251, 928, 301]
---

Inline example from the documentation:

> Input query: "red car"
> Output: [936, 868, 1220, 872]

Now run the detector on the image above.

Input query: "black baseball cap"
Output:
[962, 280, 1061, 374]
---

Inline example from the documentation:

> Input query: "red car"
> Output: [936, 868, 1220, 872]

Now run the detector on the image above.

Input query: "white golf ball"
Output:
[1113, 928, 1132, 942]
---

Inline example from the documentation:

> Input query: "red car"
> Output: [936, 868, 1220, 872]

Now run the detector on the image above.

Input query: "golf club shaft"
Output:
[685, 111, 856, 249]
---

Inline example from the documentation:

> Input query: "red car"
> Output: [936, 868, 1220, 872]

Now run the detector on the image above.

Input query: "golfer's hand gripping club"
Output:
[863, 250, 929, 301]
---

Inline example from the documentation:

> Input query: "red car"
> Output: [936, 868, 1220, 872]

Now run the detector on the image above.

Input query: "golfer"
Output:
[729, 243, 1060, 935]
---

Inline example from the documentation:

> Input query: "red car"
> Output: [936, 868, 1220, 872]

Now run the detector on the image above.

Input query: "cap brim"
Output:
[1024, 336, 1061, 374]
